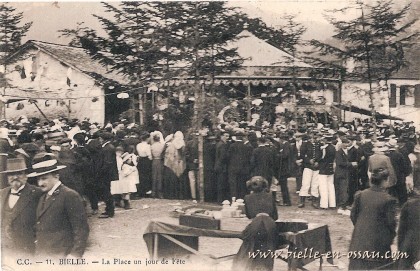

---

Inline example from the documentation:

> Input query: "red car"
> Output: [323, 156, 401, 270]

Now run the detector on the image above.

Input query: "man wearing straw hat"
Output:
[27, 156, 89, 258]
[0, 158, 43, 257]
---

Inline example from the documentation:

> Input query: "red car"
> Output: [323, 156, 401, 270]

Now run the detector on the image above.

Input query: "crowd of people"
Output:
[1, 116, 419, 211]
[1, 114, 420, 268]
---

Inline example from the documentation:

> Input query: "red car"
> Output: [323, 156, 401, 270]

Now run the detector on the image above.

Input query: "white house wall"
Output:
[4, 49, 105, 124]
[342, 80, 420, 129]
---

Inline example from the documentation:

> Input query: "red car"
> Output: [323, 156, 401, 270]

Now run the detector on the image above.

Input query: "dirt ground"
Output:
[82, 178, 357, 271]
[2, 178, 399, 271]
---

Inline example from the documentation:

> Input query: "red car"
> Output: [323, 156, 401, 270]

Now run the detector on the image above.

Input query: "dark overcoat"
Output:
[334, 149, 352, 180]
[0, 184, 43, 255]
[214, 141, 229, 173]
[227, 141, 253, 176]
[388, 150, 412, 186]
[319, 144, 336, 175]
[98, 142, 119, 183]
[278, 141, 292, 178]
[250, 146, 276, 184]
[349, 187, 397, 270]
[398, 197, 420, 270]
[35, 184, 89, 258]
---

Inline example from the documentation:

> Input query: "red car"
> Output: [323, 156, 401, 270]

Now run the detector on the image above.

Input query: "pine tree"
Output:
[275, 14, 307, 111]
[174, 1, 244, 201]
[309, 0, 418, 130]
[58, 22, 96, 48]
[0, 3, 32, 119]
[72, 2, 168, 122]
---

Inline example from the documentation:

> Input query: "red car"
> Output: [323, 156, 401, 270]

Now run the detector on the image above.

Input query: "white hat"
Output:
[27, 159, 66, 177]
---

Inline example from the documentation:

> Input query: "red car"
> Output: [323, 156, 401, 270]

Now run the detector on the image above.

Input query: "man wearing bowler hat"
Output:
[28, 157, 89, 258]
[1, 158, 43, 258]
[97, 131, 118, 218]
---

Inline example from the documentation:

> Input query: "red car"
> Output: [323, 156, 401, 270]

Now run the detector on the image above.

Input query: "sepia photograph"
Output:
[0, 0, 419, 270]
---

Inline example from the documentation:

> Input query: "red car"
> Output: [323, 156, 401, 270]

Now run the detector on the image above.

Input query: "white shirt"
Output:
[136, 142, 152, 159]
[48, 181, 62, 196]
[9, 185, 26, 208]
[102, 141, 111, 148]
[296, 140, 302, 156]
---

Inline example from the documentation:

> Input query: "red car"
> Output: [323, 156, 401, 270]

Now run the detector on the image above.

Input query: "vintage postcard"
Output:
[1, 0, 419, 270]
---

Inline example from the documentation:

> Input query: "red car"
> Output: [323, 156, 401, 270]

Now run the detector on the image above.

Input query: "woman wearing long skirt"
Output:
[348, 168, 397, 270]
[232, 176, 278, 271]
[163, 132, 187, 199]
[136, 133, 152, 196]
[150, 131, 165, 198]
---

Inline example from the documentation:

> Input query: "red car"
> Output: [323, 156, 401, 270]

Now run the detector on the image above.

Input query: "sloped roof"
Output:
[229, 30, 312, 68]
[392, 42, 420, 79]
[12, 34, 314, 86]
[16, 40, 129, 85]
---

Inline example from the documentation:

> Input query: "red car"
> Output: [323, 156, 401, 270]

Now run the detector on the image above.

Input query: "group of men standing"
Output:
[1, 156, 89, 263]
[211, 128, 416, 212]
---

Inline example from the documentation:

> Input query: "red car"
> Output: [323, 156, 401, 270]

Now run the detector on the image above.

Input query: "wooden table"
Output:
[143, 219, 334, 270]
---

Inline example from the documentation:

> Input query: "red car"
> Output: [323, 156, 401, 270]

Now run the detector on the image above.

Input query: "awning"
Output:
[332, 103, 403, 120]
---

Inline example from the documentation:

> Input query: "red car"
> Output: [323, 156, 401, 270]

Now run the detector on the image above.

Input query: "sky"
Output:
[8, 0, 418, 45]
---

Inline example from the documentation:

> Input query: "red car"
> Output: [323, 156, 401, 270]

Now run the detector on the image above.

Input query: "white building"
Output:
[340, 44, 420, 129]
[3, 40, 128, 125]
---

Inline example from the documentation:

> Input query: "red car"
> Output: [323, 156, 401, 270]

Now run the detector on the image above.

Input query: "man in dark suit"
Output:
[387, 139, 412, 206]
[1, 158, 43, 259]
[277, 134, 292, 206]
[347, 136, 363, 206]
[97, 132, 119, 218]
[359, 133, 374, 189]
[290, 133, 309, 194]
[318, 135, 336, 209]
[227, 133, 253, 199]
[27, 158, 89, 258]
[215, 132, 230, 202]
[73, 133, 96, 214]
[250, 137, 276, 187]
[86, 134, 103, 214]
[335, 138, 357, 213]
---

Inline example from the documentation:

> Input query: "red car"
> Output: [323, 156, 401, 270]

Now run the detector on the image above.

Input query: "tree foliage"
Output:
[0, 3, 32, 64]
[309, 0, 418, 125]
[311, 0, 417, 82]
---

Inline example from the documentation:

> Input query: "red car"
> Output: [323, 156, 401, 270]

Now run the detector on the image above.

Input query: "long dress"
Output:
[151, 140, 165, 197]
[162, 136, 188, 199]
[136, 142, 152, 196]
[118, 164, 138, 194]
[232, 192, 279, 271]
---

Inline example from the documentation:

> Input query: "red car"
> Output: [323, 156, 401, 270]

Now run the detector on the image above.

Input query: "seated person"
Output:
[232, 176, 278, 271]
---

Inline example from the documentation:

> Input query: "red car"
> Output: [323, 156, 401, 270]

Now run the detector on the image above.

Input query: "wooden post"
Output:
[139, 93, 144, 125]
[0, 86, 6, 119]
[198, 83, 205, 202]
[0, 100, 4, 119]
[0, 154, 7, 189]
[247, 81, 252, 122]
[153, 234, 159, 260]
